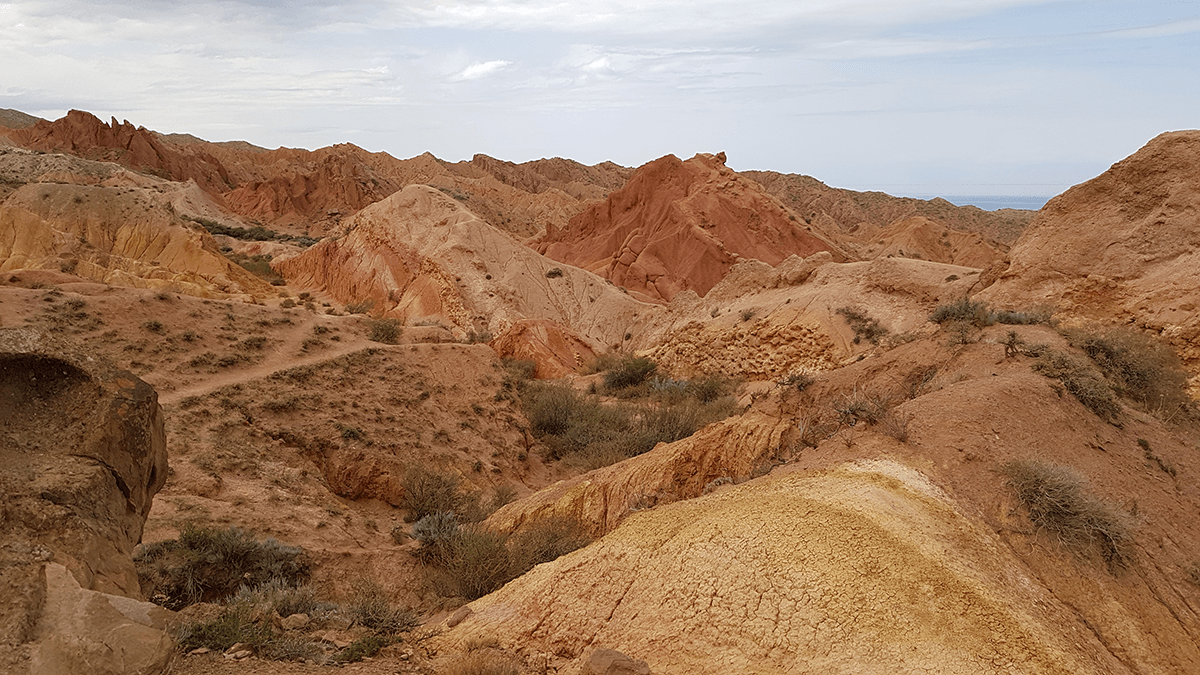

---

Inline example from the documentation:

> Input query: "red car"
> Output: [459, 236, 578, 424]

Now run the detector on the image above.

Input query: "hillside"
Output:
[0, 112, 1197, 675]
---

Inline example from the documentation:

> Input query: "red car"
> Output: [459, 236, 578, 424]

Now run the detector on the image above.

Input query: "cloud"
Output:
[453, 60, 514, 81]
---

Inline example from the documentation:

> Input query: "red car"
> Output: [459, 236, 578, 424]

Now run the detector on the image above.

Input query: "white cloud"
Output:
[453, 60, 514, 81]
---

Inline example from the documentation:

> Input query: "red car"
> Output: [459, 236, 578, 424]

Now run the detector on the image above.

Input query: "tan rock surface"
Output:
[445, 460, 1116, 674]
[979, 130, 1200, 382]
[635, 256, 976, 380]
[0, 180, 273, 298]
[489, 319, 597, 379]
[534, 153, 850, 302]
[0, 327, 167, 596]
[859, 215, 999, 267]
[485, 404, 793, 537]
[29, 563, 175, 675]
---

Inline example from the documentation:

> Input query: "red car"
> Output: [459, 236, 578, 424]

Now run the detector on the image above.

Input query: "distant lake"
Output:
[931, 195, 1051, 211]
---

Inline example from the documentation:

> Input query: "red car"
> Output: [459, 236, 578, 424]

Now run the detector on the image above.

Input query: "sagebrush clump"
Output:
[1000, 459, 1135, 572]
[1064, 326, 1192, 421]
[135, 526, 312, 610]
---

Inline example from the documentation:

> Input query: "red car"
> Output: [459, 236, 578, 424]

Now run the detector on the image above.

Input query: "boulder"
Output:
[0, 327, 170, 674]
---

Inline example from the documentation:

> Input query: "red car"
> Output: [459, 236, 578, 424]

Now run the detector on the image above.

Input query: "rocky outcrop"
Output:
[0, 177, 274, 298]
[485, 404, 794, 537]
[276, 184, 651, 352]
[445, 460, 1124, 674]
[12, 110, 232, 195]
[534, 153, 850, 302]
[0, 327, 171, 674]
[7, 111, 631, 239]
[979, 130, 1200, 380]
[490, 319, 597, 379]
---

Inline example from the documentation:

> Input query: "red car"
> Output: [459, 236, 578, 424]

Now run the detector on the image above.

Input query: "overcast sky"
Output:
[2, 1, 1197, 200]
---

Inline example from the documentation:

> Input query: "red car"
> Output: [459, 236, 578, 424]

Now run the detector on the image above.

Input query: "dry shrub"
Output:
[368, 317, 402, 344]
[346, 579, 418, 634]
[1065, 326, 1192, 421]
[582, 351, 623, 375]
[401, 465, 468, 522]
[135, 526, 312, 610]
[427, 517, 591, 601]
[441, 527, 516, 600]
[1000, 459, 1135, 572]
[836, 306, 888, 344]
[929, 297, 992, 327]
[794, 408, 838, 448]
[523, 382, 736, 468]
[603, 356, 658, 391]
[1033, 350, 1121, 424]
[508, 516, 593, 576]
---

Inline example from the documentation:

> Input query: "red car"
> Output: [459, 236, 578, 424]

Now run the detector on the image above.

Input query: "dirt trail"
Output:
[155, 332, 375, 406]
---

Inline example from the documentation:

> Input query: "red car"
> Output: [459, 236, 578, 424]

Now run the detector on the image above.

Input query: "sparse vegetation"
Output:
[1064, 326, 1192, 421]
[602, 355, 658, 392]
[183, 215, 319, 247]
[368, 317, 402, 344]
[135, 526, 313, 610]
[400, 465, 469, 522]
[929, 298, 993, 327]
[1000, 459, 1135, 572]
[836, 306, 888, 344]
[522, 381, 737, 468]
[225, 252, 286, 286]
[422, 516, 593, 600]
[346, 298, 375, 314]
[345, 579, 419, 634]
[442, 652, 521, 675]
[1033, 350, 1122, 424]
[777, 372, 815, 392]
[930, 298, 1052, 328]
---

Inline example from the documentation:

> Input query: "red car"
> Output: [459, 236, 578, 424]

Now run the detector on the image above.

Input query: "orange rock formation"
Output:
[535, 153, 850, 302]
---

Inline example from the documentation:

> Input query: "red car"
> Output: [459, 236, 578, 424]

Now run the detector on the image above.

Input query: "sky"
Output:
[1, 1, 1198, 202]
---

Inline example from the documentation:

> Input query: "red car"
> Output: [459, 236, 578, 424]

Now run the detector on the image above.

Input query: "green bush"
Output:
[175, 604, 273, 653]
[334, 634, 397, 663]
[1000, 459, 1135, 572]
[136, 526, 312, 610]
